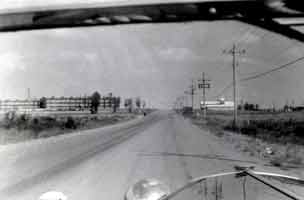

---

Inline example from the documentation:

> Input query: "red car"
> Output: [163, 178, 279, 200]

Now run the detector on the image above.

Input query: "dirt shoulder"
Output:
[187, 113, 304, 178]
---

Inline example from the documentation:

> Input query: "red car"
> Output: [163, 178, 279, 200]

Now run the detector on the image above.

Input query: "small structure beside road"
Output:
[200, 98, 234, 111]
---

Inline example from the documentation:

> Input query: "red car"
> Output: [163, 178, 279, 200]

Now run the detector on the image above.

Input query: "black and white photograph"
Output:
[0, 0, 304, 199]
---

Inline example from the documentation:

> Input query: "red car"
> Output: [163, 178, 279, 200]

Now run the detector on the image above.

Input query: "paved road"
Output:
[0, 110, 300, 200]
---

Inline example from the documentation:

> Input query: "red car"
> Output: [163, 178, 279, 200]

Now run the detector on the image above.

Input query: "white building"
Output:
[200, 98, 234, 111]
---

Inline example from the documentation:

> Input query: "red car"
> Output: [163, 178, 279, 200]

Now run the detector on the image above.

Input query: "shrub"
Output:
[15, 114, 30, 130]
[29, 118, 44, 133]
[65, 116, 77, 129]
[240, 124, 258, 137]
[3, 111, 16, 129]
[2, 113, 32, 130]
[222, 118, 304, 143]
[91, 116, 98, 121]
[270, 156, 284, 167]
[294, 123, 304, 137]
[38, 116, 58, 129]
[215, 131, 224, 137]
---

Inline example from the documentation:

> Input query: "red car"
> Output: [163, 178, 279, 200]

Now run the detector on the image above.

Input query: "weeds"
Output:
[0, 112, 132, 143]
[190, 113, 304, 168]
[65, 117, 77, 129]
[223, 118, 304, 145]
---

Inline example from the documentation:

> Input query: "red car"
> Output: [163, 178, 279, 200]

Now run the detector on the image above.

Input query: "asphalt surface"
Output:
[0, 110, 301, 200]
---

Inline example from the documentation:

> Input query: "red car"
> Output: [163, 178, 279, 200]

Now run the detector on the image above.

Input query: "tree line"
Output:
[39, 91, 146, 114]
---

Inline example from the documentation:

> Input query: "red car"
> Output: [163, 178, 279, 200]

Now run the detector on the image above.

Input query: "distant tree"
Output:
[101, 97, 106, 108]
[255, 104, 259, 111]
[124, 99, 128, 108]
[248, 104, 254, 111]
[283, 104, 290, 112]
[108, 98, 112, 108]
[124, 98, 133, 113]
[244, 102, 249, 110]
[90, 91, 101, 114]
[135, 97, 141, 109]
[117, 97, 121, 107]
[39, 97, 47, 108]
[113, 97, 121, 113]
[65, 116, 77, 129]
[108, 93, 113, 108]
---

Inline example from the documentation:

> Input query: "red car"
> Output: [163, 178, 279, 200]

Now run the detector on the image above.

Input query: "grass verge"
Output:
[187, 112, 304, 170]
[0, 112, 136, 145]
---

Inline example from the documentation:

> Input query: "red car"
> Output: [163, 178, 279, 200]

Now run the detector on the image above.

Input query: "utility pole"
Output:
[191, 80, 195, 110]
[198, 72, 211, 119]
[185, 79, 196, 111]
[224, 44, 245, 128]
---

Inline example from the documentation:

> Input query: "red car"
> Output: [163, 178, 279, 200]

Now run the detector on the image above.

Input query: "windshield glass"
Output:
[0, 1, 304, 200]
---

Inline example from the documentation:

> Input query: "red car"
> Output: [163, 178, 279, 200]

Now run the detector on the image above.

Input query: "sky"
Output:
[0, 1, 304, 109]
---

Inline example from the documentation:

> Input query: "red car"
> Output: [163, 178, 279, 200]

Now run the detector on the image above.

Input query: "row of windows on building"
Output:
[0, 96, 119, 111]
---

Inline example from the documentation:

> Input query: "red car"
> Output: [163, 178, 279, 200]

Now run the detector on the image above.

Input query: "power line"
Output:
[236, 23, 294, 64]
[235, 21, 300, 66]
[211, 82, 233, 99]
[213, 55, 304, 99]
[234, 26, 252, 45]
[264, 41, 299, 65]
[221, 25, 251, 53]
[209, 26, 250, 100]
[240, 55, 304, 82]
[236, 27, 258, 46]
